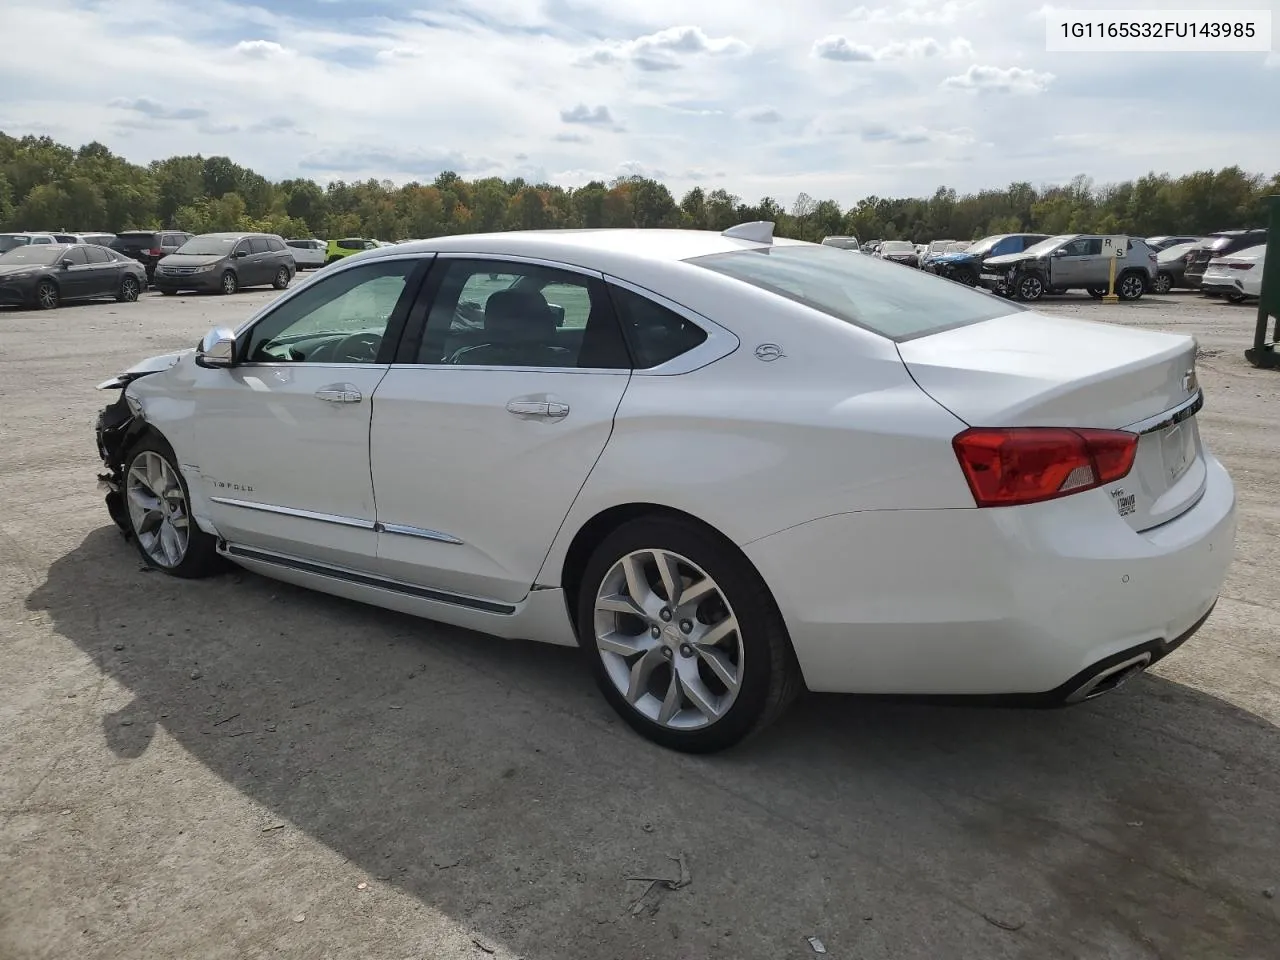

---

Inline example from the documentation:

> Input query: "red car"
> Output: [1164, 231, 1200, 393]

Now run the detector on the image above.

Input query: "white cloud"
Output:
[737, 106, 784, 123]
[812, 35, 972, 61]
[941, 64, 1054, 94]
[847, 1, 979, 25]
[560, 104, 618, 126]
[232, 39, 292, 59]
[580, 24, 750, 71]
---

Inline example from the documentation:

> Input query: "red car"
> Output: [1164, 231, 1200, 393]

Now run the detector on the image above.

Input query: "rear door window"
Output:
[607, 285, 706, 368]
[84, 245, 111, 264]
[249, 238, 272, 254]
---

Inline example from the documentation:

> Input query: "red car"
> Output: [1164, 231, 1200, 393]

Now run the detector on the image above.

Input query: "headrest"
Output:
[484, 288, 555, 339]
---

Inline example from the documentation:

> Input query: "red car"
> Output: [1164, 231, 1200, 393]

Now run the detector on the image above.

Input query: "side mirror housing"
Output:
[61, 258, 74, 268]
[196, 326, 237, 368]
[233, 249, 248, 259]
[1052, 249, 1068, 257]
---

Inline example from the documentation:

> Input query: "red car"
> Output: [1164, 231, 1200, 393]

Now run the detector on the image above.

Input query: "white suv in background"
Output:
[285, 238, 326, 270]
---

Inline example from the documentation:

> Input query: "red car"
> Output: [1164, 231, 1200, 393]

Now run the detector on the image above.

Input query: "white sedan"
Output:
[93, 223, 1237, 753]
[1200, 244, 1267, 302]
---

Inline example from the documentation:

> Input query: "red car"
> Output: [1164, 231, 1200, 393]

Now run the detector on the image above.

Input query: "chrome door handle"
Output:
[506, 399, 570, 419]
[315, 383, 362, 403]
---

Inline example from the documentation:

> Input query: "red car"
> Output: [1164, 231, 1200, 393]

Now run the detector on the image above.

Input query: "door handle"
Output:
[506, 399, 570, 419]
[315, 383, 362, 403]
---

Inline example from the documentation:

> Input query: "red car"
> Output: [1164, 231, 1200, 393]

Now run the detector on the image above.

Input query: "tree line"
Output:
[1, 131, 1276, 245]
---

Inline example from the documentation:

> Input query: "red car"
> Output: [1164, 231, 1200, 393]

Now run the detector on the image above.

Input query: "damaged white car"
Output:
[95, 224, 1237, 753]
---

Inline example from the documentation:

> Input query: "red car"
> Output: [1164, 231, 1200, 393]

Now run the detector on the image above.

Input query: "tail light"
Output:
[952, 427, 1138, 507]
[1227, 262, 1254, 270]
[148, 248, 163, 256]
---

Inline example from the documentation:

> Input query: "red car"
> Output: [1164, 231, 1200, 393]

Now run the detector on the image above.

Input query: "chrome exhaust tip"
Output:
[1064, 652, 1153, 705]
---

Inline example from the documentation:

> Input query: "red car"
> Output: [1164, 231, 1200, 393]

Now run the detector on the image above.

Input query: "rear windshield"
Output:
[111, 233, 158, 249]
[880, 241, 914, 254]
[0, 234, 32, 252]
[689, 244, 1023, 342]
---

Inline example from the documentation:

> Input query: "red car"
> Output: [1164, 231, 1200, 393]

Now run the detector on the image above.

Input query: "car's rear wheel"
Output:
[272, 266, 291, 290]
[35, 280, 59, 310]
[576, 516, 801, 753]
[1117, 271, 1146, 301]
[1015, 274, 1045, 302]
[954, 267, 978, 286]
[1152, 273, 1174, 294]
[1087, 287, 1106, 299]
[117, 276, 141, 302]
[1226, 291, 1246, 303]
[220, 271, 238, 295]
[123, 435, 219, 578]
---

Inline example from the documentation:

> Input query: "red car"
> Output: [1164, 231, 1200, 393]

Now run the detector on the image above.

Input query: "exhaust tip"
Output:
[1064, 652, 1153, 705]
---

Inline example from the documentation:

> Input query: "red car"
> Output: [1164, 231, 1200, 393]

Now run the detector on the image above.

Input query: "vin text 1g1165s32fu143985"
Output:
[92, 222, 1237, 753]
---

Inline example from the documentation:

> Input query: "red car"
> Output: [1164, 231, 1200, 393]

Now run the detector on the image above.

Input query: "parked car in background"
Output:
[926, 233, 1050, 286]
[1200, 244, 1267, 302]
[862, 240, 882, 254]
[285, 238, 327, 269]
[325, 237, 380, 265]
[820, 235, 861, 251]
[943, 241, 970, 253]
[878, 240, 920, 267]
[0, 243, 146, 310]
[91, 225, 1236, 753]
[1152, 242, 1200, 293]
[0, 232, 65, 251]
[152, 233, 296, 295]
[1145, 235, 1203, 252]
[74, 232, 117, 246]
[979, 234, 1157, 302]
[109, 230, 194, 284]
[1184, 230, 1268, 290]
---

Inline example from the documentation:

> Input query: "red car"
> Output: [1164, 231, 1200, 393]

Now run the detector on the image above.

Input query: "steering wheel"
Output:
[331, 332, 381, 363]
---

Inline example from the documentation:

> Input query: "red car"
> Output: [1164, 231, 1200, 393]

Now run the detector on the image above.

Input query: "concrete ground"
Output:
[2, 282, 1278, 960]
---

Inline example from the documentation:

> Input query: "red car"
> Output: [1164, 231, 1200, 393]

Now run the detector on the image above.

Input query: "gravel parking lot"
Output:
[3, 287, 1279, 960]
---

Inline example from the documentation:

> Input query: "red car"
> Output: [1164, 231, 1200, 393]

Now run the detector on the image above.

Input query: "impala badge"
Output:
[754, 343, 785, 362]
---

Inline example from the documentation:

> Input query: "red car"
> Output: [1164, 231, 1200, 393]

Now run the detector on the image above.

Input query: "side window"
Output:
[62, 246, 89, 265]
[267, 237, 286, 253]
[84, 245, 111, 264]
[992, 238, 1014, 256]
[249, 237, 272, 254]
[162, 235, 181, 248]
[415, 259, 629, 369]
[232, 240, 251, 258]
[1083, 238, 1103, 256]
[245, 259, 418, 364]
[32, 237, 52, 245]
[339, 239, 362, 251]
[608, 286, 708, 369]
[1060, 239, 1089, 257]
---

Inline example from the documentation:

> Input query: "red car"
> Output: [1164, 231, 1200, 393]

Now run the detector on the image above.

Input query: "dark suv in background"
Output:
[151, 232, 296, 295]
[109, 230, 193, 284]
[1183, 229, 1268, 290]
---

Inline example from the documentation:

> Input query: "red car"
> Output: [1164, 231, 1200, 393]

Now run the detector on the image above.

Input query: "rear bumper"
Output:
[1201, 278, 1244, 296]
[744, 454, 1237, 698]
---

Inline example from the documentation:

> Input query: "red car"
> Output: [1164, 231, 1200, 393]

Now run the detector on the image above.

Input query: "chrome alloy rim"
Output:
[121, 278, 139, 301]
[1019, 275, 1043, 299]
[1120, 274, 1145, 299]
[125, 451, 190, 568]
[37, 283, 57, 309]
[222, 273, 236, 294]
[594, 549, 744, 730]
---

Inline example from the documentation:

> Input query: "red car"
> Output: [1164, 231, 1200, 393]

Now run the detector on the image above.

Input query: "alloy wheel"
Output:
[121, 277, 140, 302]
[1018, 275, 1044, 301]
[594, 549, 744, 730]
[1120, 274, 1145, 300]
[1153, 274, 1172, 294]
[125, 451, 191, 568]
[222, 272, 238, 295]
[37, 282, 58, 310]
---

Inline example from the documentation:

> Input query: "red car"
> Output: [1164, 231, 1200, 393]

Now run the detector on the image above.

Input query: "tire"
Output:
[219, 270, 238, 296]
[953, 266, 978, 286]
[160, 289, 178, 296]
[117, 276, 141, 303]
[1014, 273, 1045, 302]
[1152, 273, 1174, 294]
[122, 434, 220, 578]
[1226, 292, 1246, 303]
[1117, 271, 1146, 301]
[35, 279, 59, 310]
[576, 515, 802, 753]
[272, 266, 291, 290]
[1087, 287, 1106, 299]
[324, 256, 341, 266]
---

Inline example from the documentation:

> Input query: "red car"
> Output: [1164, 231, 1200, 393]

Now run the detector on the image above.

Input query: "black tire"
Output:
[272, 266, 291, 290]
[575, 515, 802, 753]
[952, 266, 978, 286]
[160, 289, 178, 296]
[219, 270, 238, 296]
[35, 279, 59, 310]
[1152, 273, 1174, 294]
[1117, 271, 1146, 301]
[1087, 287, 1107, 299]
[1226, 291, 1246, 303]
[121, 434, 221, 579]
[1014, 273, 1045, 302]
[117, 276, 141, 303]
[324, 255, 341, 266]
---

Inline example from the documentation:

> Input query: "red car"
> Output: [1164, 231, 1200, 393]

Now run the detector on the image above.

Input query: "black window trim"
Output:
[232, 253, 436, 367]
[602, 274, 740, 376]
[392, 252, 632, 374]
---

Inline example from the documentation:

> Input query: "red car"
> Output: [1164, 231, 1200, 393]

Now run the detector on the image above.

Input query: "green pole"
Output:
[1245, 195, 1280, 369]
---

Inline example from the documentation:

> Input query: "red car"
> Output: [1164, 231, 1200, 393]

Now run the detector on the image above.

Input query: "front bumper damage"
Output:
[96, 391, 138, 538]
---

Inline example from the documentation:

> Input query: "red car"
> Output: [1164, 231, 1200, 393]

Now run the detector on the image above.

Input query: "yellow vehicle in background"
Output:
[324, 237, 380, 265]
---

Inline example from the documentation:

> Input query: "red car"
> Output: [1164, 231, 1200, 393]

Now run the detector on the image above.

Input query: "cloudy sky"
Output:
[1, 0, 1276, 206]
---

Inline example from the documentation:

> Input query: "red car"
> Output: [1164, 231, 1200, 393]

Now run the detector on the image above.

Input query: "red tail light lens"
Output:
[952, 427, 1138, 507]
[148, 248, 163, 256]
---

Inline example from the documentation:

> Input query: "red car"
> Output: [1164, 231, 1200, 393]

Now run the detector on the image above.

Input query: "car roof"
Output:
[362, 228, 804, 273]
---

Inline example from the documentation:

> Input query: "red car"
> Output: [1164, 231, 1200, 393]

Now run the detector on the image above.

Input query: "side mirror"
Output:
[1052, 249, 1068, 257]
[233, 249, 248, 259]
[196, 326, 237, 368]
[61, 258, 74, 268]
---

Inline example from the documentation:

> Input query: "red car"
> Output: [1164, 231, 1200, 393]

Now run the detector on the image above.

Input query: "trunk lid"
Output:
[898, 311, 1205, 531]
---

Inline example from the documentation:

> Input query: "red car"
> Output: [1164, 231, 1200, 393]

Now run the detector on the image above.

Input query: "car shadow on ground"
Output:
[27, 527, 1280, 960]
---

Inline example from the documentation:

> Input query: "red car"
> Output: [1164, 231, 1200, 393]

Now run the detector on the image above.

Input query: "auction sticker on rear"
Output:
[1111, 487, 1136, 518]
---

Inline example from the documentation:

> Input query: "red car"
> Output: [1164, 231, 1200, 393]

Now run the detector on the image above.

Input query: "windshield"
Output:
[928, 241, 952, 253]
[175, 236, 238, 256]
[1158, 242, 1197, 262]
[689, 243, 1022, 342]
[1023, 235, 1074, 256]
[0, 234, 33, 253]
[0, 246, 63, 265]
[881, 241, 914, 254]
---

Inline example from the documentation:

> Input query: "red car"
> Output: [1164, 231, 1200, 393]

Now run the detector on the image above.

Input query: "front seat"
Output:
[449, 287, 571, 367]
